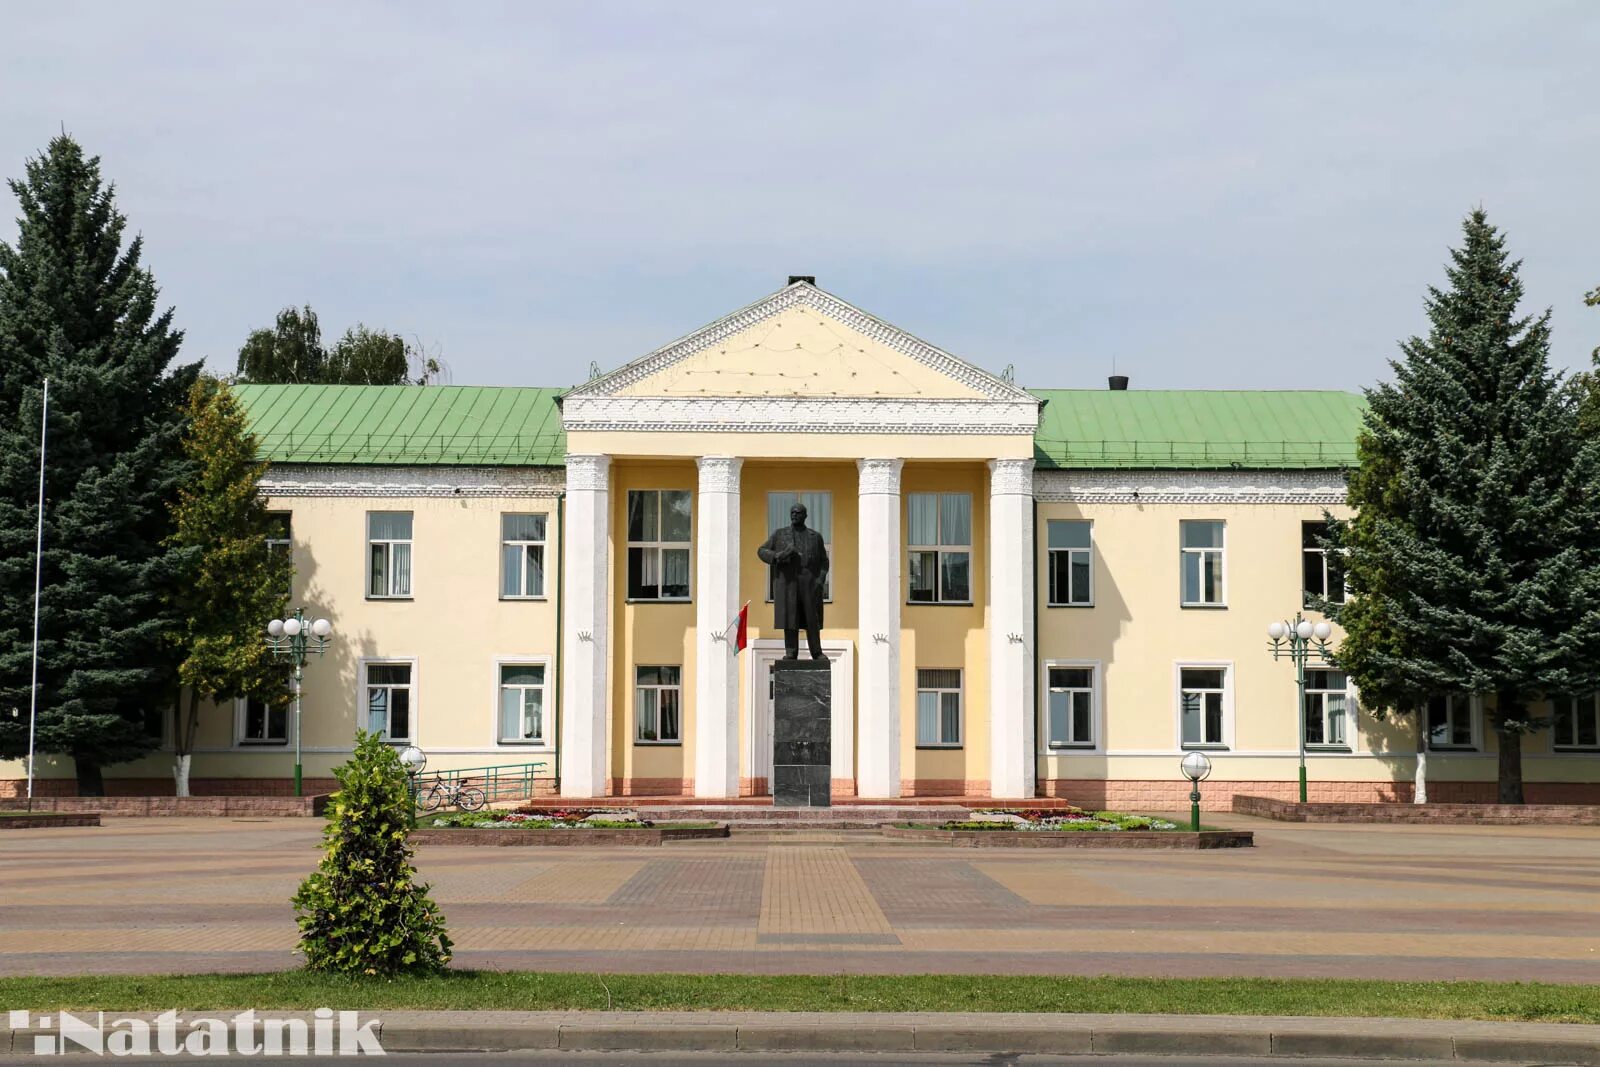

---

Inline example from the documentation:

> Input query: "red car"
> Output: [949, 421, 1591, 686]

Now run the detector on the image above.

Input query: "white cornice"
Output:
[561, 395, 1039, 436]
[1033, 469, 1348, 504]
[259, 465, 564, 498]
[565, 282, 1039, 405]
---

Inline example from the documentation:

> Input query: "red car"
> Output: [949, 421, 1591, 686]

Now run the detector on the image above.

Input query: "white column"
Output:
[693, 455, 743, 798]
[561, 454, 611, 797]
[857, 457, 904, 798]
[988, 458, 1037, 799]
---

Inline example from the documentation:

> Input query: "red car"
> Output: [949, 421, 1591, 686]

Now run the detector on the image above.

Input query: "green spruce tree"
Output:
[0, 135, 197, 794]
[1328, 209, 1600, 803]
[167, 376, 291, 796]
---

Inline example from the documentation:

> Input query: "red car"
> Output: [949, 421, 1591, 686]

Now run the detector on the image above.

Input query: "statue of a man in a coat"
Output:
[757, 503, 830, 660]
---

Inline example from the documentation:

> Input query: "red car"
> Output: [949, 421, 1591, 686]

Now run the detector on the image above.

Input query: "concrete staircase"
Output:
[634, 804, 975, 829]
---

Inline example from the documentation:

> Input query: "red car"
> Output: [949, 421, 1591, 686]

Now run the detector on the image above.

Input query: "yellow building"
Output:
[7, 279, 1600, 804]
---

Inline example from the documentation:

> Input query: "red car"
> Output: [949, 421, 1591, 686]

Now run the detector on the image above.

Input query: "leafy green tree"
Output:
[325, 325, 408, 384]
[235, 305, 326, 384]
[293, 733, 452, 975]
[0, 135, 196, 794]
[1327, 209, 1600, 803]
[167, 375, 291, 796]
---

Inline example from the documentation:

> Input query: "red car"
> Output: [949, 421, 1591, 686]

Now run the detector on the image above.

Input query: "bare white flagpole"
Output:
[26, 378, 48, 810]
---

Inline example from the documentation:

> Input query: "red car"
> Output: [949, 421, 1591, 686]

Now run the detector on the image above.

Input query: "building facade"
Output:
[8, 280, 1600, 804]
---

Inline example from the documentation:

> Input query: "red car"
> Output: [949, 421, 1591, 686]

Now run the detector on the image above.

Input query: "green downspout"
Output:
[553, 491, 565, 794]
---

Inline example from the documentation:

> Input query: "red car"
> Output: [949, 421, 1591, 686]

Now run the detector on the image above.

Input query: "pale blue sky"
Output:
[3, 2, 1596, 391]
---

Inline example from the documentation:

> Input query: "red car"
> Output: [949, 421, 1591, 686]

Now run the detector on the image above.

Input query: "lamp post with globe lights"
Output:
[399, 745, 427, 826]
[266, 608, 333, 797]
[1180, 751, 1212, 832]
[1267, 613, 1334, 804]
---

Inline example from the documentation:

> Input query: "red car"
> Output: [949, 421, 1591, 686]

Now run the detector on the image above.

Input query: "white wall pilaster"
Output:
[857, 457, 904, 798]
[693, 455, 743, 798]
[561, 454, 611, 797]
[988, 458, 1036, 799]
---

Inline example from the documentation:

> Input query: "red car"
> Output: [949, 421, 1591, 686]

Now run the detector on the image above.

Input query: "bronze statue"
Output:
[757, 502, 830, 660]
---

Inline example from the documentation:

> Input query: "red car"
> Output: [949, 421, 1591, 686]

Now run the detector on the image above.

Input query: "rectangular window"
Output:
[1046, 520, 1093, 606]
[1045, 665, 1096, 748]
[1303, 668, 1350, 748]
[1426, 694, 1474, 749]
[238, 694, 288, 745]
[266, 512, 293, 596]
[627, 490, 692, 600]
[364, 662, 414, 742]
[908, 492, 972, 604]
[635, 665, 682, 743]
[1179, 666, 1228, 747]
[1302, 521, 1346, 605]
[367, 511, 413, 598]
[765, 491, 833, 601]
[500, 513, 547, 598]
[1554, 695, 1600, 750]
[1180, 521, 1225, 606]
[498, 664, 547, 743]
[915, 668, 963, 746]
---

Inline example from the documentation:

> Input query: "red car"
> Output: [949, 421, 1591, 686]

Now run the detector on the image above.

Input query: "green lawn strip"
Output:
[0, 974, 1595, 1023]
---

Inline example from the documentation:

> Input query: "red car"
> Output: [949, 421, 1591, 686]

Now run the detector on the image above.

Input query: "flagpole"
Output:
[26, 379, 49, 812]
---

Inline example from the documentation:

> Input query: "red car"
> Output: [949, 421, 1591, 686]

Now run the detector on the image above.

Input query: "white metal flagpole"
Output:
[26, 378, 48, 810]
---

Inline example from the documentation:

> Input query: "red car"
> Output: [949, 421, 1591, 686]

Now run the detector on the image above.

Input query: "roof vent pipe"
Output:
[1108, 374, 1130, 391]
[787, 275, 816, 286]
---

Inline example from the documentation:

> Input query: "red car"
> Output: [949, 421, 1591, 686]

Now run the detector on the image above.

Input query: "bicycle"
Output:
[416, 774, 487, 813]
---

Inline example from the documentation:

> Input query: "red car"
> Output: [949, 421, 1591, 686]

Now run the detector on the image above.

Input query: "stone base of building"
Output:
[1039, 778, 1600, 810]
[1, 776, 560, 800]
[1234, 795, 1600, 824]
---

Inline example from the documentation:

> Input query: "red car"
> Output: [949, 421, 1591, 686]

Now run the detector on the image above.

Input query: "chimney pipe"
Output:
[787, 275, 816, 286]
[1108, 374, 1129, 391]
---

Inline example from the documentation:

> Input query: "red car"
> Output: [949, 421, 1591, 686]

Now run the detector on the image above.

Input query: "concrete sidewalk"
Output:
[7, 1011, 1599, 1061]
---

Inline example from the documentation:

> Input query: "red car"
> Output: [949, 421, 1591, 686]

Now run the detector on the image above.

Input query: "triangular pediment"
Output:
[567, 281, 1033, 402]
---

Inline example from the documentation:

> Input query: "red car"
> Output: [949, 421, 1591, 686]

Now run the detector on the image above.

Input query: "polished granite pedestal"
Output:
[772, 658, 831, 808]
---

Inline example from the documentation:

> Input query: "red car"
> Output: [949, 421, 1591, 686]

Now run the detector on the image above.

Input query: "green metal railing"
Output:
[415, 761, 549, 804]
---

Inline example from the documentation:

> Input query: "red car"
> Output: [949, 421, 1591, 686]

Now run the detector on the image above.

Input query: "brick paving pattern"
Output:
[0, 816, 1596, 979]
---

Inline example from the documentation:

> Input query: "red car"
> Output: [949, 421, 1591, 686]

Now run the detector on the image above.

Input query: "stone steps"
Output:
[644, 804, 973, 828]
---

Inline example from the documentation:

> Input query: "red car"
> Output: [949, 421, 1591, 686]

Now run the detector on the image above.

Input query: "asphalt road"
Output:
[0, 1056, 1524, 1066]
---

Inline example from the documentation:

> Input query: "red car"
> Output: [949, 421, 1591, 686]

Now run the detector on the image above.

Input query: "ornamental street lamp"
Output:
[400, 746, 427, 826]
[1266, 614, 1334, 804]
[1180, 750, 1213, 832]
[266, 609, 333, 797]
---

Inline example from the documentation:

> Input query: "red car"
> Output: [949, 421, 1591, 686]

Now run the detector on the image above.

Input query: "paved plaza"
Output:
[0, 816, 1596, 980]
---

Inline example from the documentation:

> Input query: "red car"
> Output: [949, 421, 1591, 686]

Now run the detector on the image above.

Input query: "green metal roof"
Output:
[235, 384, 566, 466]
[235, 383, 1364, 471]
[1030, 389, 1365, 470]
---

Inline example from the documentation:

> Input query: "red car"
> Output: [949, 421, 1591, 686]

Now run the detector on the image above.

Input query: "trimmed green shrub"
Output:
[292, 732, 452, 975]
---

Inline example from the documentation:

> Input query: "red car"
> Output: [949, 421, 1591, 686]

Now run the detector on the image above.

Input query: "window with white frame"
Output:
[1425, 693, 1474, 749]
[1302, 521, 1345, 605]
[1179, 666, 1228, 747]
[1303, 668, 1350, 748]
[1554, 695, 1600, 750]
[367, 511, 413, 598]
[500, 513, 547, 598]
[238, 693, 288, 745]
[1045, 665, 1095, 748]
[266, 512, 293, 596]
[1180, 521, 1225, 606]
[498, 664, 547, 743]
[627, 490, 691, 600]
[635, 665, 681, 743]
[915, 669, 962, 746]
[765, 491, 833, 600]
[908, 492, 972, 603]
[1047, 520, 1093, 606]
[364, 662, 414, 742]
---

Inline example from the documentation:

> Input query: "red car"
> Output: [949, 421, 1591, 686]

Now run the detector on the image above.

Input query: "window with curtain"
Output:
[498, 664, 546, 743]
[1426, 694, 1474, 749]
[1179, 666, 1227, 747]
[1046, 665, 1095, 747]
[908, 492, 972, 603]
[635, 665, 682, 743]
[1180, 520, 1225, 606]
[916, 668, 962, 746]
[1555, 695, 1600, 750]
[364, 662, 413, 742]
[765, 491, 833, 600]
[367, 511, 413, 598]
[627, 490, 691, 600]
[500, 513, 547, 598]
[1303, 669, 1349, 747]
[1047, 520, 1093, 606]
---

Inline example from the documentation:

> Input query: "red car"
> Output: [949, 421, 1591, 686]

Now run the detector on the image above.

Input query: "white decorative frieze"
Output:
[988, 457, 1036, 496]
[259, 464, 565, 498]
[562, 395, 1039, 436]
[1033, 468, 1348, 505]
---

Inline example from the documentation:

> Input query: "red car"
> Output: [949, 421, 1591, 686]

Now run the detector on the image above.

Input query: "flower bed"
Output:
[935, 807, 1180, 832]
[410, 806, 728, 845]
